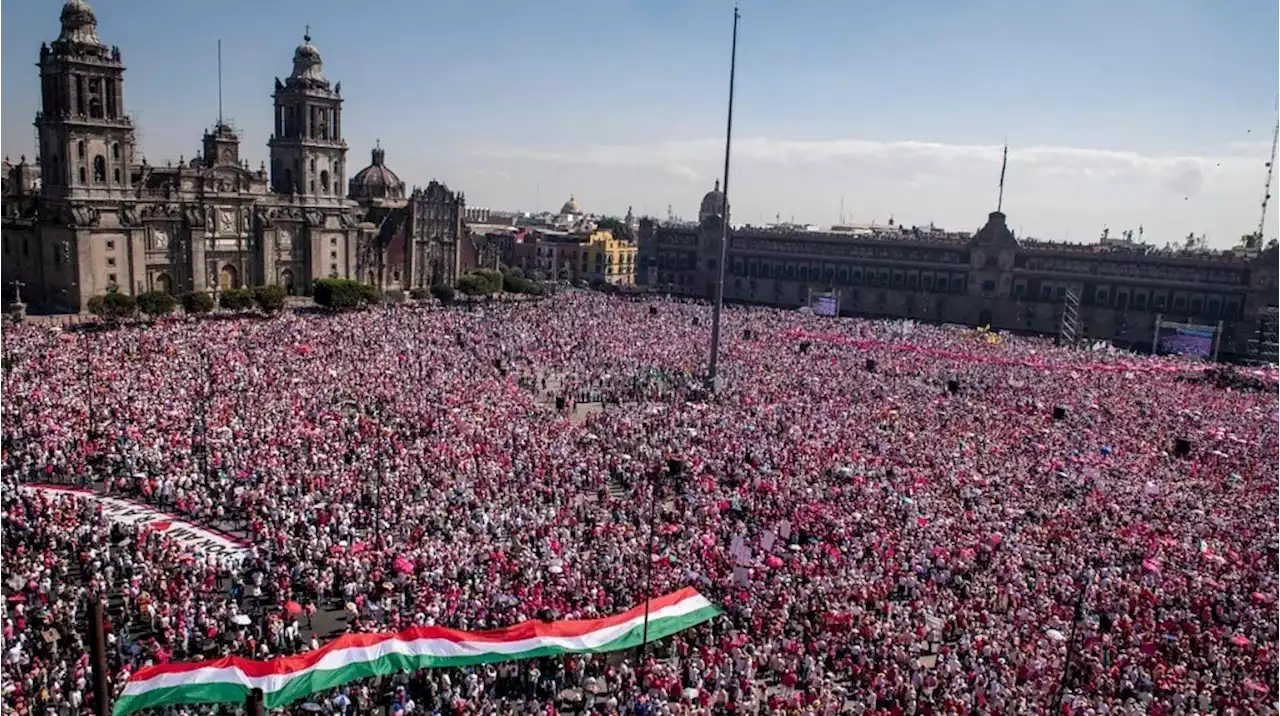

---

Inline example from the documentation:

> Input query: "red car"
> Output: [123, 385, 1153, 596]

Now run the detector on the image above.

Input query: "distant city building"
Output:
[640, 184, 1278, 361]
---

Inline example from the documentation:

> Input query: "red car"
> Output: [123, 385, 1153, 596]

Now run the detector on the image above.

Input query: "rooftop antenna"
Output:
[839, 195, 845, 224]
[997, 139, 1008, 213]
[217, 39, 223, 126]
[1257, 110, 1279, 241]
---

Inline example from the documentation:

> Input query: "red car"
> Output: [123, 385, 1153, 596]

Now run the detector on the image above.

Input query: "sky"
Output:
[3, 0, 1277, 247]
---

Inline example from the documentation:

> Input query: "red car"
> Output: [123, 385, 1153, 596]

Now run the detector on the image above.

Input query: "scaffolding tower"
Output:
[1059, 289, 1081, 347]
[1246, 306, 1279, 364]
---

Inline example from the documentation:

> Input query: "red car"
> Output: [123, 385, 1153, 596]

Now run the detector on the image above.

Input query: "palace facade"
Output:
[640, 183, 1279, 362]
[1, 0, 477, 312]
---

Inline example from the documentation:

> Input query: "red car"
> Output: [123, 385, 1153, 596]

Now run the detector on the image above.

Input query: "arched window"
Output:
[111, 143, 120, 160]
[333, 181, 340, 195]
[49, 155, 60, 185]
[282, 169, 293, 193]
[77, 141, 86, 159]
[309, 180, 315, 194]
[320, 170, 330, 194]
[79, 167, 87, 184]
[112, 168, 120, 184]
[92, 156, 106, 183]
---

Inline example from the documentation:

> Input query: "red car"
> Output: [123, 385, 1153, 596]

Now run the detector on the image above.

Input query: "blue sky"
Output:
[4, 0, 1277, 246]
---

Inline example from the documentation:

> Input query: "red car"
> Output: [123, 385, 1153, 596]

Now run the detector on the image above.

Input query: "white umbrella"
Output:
[231, 614, 252, 626]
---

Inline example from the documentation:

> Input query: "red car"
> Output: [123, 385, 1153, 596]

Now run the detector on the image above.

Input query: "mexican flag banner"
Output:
[113, 588, 719, 715]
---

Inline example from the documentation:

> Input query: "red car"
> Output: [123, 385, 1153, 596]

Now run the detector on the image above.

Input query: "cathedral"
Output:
[1, 0, 478, 313]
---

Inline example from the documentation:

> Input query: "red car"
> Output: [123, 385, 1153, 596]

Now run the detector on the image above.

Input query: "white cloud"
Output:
[464, 137, 1275, 247]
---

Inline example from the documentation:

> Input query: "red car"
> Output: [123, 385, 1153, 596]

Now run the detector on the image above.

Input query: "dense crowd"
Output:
[2, 293, 1277, 715]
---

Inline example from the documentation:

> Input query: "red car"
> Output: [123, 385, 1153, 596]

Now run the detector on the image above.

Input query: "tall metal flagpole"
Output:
[996, 140, 1008, 213]
[707, 5, 740, 392]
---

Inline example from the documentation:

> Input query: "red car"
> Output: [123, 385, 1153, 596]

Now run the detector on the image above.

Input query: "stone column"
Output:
[190, 229, 207, 291]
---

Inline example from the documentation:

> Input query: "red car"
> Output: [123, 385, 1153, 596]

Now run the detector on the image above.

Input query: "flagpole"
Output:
[706, 5, 740, 392]
[88, 598, 111, 716]
[997, 141, 1008, 213]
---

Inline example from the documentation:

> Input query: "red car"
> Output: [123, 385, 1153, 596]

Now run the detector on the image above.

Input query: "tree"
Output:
[430, 283, 455, 305]
[456, 273, 490, 296]
[136, 291, 176, 318]
[219, 288, 255, 312]
[181, 291, 215, 315]
[88, 290, 137, 323]
[313, 278, 378, 311]
[502, 273, 542, 295]
[473, 268, 504, 293]
[253, 285, 287, 314]
[596, 217, 633, 241]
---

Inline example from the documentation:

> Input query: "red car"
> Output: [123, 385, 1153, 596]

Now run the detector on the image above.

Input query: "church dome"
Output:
[560, 195, 582, 215]
[290, 31, 326, 83]
[349, 142, 406, 201]
[59, 0, 102, 46]
[699, 180, 725, 221]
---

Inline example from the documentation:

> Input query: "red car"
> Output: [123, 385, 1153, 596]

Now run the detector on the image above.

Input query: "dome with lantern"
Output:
[349, 141, 406, 201]
[289, 30, 327, 86]
[559, 195, 583, 216]
[699, 180, 725, 222]
[58, 0, 103, 46]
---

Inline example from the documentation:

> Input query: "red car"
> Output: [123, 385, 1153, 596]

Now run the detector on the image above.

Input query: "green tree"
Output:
[181, 291, 215, 315]
[456, 273, 488, 296]
[595, 217, 633, 241]
[87, 290, 138, 323]
[136, 291, 176, 318]
[473, 268, 504, 293]
[502, 273, 543, 295]
[410, 287, 431, 300]
[219, 288, 254, 312]
[253, 285, 287, 314]
[430, 283, 455, 304]
[313, 278, 378, 311]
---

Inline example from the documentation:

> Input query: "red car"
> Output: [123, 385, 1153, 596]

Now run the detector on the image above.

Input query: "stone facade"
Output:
[641, 185, 1280, 362]
[1, 1, 375, 312]
[345, 143, 490, 292]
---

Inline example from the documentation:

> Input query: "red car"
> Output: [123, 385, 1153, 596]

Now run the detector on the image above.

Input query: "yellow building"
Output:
[576, 229, 637, 286]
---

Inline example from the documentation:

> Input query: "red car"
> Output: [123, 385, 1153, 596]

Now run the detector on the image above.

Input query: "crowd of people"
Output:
[2, 292, 1276, 715]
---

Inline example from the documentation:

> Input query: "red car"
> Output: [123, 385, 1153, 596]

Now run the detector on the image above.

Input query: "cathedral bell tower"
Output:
[35, 0, 137, 200]
[268, 29, 347, 200]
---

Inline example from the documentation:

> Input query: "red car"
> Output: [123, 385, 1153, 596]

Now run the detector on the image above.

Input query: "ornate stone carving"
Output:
[184, 206, 205, 228]
[218, 208, 236, 235]
[278, 227, 293, 248]
[141, 203, 180, 220]
[67, 205, 100, 226]
[152, 227, 169, 251]
[304, 211, 324, 228]
[120, 204, 141, 226]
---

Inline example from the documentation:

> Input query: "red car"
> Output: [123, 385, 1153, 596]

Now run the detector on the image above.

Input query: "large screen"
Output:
[1159, 326, 1214, 358]
[812, 293, 838, 317]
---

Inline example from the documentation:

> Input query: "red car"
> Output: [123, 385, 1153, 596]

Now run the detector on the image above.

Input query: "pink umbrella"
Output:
[766, 555, 784, 569]
[393, 557, 414, 575]
[1230, 634, 1250, 647]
